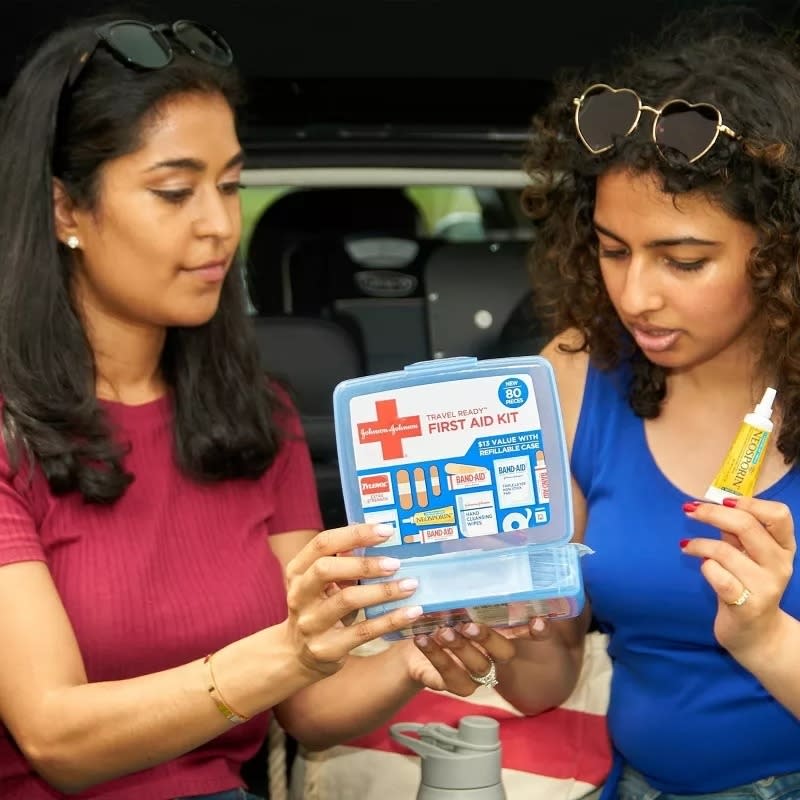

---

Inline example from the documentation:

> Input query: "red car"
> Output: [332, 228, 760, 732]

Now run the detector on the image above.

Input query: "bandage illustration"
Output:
[444, 462, 492, 489]
[429, 465, 441, 496]
[396, 469, 413, 510]
[413, 466, 428, 507]
[404, 524, 458, 544]
[444, 462, 482, 474]
[534, 449, 550, 504]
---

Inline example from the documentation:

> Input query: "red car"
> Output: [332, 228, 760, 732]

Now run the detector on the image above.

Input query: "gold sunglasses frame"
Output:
[572, 83, 738, 164]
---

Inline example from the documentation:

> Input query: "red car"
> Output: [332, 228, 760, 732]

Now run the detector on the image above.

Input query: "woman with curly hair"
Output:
[416, 22, 800, 800]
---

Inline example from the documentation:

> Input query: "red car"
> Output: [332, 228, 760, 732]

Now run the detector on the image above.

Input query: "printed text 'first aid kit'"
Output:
[333, 356, 590, 639]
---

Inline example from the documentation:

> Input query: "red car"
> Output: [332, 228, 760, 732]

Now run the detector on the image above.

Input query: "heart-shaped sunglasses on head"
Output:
[572, 83, 738, 163]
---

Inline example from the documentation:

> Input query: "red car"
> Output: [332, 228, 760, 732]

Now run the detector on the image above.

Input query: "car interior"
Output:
[5, 1, 800, 797]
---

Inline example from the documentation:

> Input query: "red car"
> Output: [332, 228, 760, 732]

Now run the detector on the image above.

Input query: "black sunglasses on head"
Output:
[67, 19, 233, 89]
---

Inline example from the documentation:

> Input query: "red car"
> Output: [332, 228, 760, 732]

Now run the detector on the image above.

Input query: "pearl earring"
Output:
[66, 235, 80, 250]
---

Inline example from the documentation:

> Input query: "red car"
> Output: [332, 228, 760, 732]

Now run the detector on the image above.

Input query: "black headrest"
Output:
[282, 234, 428, 315]
[246, 188, 421, 314]
[253, 315, 366, 460]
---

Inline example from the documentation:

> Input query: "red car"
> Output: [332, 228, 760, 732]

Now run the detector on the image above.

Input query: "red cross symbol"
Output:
[356, 399, 422, 460]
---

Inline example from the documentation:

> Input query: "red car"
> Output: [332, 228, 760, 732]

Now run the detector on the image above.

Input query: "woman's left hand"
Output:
[400, 623, 517, 696]
[681, 497, 796, 659]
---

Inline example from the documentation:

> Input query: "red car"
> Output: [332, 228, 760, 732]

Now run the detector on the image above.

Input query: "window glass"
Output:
[239, 184, 503, 256]
[238, 184, 532, 310]
[240, 186, 291, 256]
[406, 186, 484, 240]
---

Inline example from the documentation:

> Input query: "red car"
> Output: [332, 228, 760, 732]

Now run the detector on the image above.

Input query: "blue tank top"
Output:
[572, 363, 800, 794]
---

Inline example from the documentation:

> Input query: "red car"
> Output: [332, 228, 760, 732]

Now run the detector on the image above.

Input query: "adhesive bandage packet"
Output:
[333, 356, 591, 640]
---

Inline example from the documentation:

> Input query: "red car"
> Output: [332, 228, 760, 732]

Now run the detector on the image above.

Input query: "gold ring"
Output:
[727, 587, 751, 607]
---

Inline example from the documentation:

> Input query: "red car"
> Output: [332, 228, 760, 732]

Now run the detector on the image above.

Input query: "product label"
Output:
[494, 456, 536, 508]
[348, 374, 552, 547]
[710, 424, 770, 498]
[359, 473, 394, 508]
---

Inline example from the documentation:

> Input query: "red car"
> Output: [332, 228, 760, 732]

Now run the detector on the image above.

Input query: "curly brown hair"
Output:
[522, 24, 800, 463]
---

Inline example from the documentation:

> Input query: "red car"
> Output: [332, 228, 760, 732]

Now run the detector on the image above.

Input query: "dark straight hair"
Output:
[0, 15, 286, 503]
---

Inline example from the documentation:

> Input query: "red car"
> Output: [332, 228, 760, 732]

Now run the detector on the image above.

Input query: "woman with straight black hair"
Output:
[0, 14, 510, 800]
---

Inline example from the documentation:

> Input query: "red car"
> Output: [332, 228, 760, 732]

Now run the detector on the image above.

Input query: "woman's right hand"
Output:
[283, 523, 421, 678]
[408, 615, 553, 693]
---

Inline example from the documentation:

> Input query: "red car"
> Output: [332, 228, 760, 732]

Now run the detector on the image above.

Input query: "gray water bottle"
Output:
[390, 715, 506, 799]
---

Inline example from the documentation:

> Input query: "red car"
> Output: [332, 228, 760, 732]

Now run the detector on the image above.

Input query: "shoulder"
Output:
[0, 403, 31, 488]
[539, 328, 590, 450]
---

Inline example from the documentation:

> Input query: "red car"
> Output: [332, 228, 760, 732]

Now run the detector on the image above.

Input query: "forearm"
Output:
[20, 622, 312, 792]
[736, 610, 800, 718]
[278, 642, 420, 750]
[496, 613, 589, 715]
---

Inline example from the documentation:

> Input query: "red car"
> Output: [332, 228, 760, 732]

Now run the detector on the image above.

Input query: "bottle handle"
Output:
[390, 721, 498, 756]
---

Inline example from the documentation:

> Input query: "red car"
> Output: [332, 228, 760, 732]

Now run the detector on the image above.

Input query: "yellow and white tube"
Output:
[704, 387, 776, 504]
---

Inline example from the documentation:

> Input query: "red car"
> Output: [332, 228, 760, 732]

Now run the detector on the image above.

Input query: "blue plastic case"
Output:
[333, 356, 588, 640]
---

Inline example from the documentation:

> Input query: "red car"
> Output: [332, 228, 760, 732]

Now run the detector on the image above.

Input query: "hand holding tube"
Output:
[680, 497, 796, 660]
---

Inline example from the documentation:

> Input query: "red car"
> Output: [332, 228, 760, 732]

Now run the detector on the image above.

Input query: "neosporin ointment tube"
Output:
[704, 387, 777, 504]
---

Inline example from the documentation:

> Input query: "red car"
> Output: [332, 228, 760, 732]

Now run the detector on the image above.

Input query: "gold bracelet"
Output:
[203, 653, 250, 724]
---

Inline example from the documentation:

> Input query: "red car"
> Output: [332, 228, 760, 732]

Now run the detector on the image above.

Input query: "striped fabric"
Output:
[291, 631, 612, 800]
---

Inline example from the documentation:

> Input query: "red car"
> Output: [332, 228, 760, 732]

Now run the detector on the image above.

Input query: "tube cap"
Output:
[754, 387, 777, 420]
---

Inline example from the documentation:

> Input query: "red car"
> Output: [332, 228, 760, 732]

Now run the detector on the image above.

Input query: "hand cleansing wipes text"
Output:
[333, 356, 589, 639]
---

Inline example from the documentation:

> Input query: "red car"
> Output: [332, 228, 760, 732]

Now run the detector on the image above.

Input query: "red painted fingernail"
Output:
[683, 502, 700, 513]
[722, 497, 738, 508]
[679, 538, 690, 548]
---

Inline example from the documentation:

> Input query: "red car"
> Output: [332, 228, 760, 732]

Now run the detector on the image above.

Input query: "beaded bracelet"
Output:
[203, 653, 250, 724]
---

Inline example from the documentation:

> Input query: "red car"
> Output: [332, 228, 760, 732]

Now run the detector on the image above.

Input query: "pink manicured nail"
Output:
[723, 498, 738, 508]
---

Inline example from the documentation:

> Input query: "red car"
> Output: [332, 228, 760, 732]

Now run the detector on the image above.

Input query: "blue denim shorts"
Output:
[617, 765, 800, 800]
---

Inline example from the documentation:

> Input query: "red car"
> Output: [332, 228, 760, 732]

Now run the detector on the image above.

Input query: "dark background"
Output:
[4, 0, 799, 82]
[3, 1, 799, 139]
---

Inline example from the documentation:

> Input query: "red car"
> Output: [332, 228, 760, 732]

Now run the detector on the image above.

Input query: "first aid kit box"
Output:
[333, 356, 589, 640]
